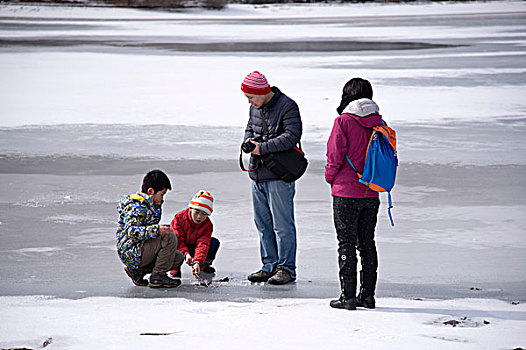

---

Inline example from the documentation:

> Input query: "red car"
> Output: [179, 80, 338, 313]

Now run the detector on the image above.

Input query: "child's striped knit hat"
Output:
[189, 190, 214, 215]
[241, 71, 271, 95]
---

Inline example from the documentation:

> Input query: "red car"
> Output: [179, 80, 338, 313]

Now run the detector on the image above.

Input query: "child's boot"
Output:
[169, 269, 181, 278]
[201, 260, 216, 273]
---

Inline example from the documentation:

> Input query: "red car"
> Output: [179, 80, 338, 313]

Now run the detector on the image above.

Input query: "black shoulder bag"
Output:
[259, 111, 308, 182]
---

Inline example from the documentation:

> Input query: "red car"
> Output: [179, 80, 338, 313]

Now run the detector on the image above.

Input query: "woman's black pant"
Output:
[333, 196, 380, 298]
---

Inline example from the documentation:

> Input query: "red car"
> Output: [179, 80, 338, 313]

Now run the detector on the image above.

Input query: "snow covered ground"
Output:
[1, 296, 525, 350]
[1, 1, 526, 349]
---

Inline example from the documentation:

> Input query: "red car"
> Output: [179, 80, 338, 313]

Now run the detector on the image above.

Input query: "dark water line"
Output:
[0, 38, 457, 51]
[1, 10, 525, 23]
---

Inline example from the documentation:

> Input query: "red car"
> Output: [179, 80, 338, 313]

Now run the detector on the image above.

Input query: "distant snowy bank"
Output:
[1, 0, 525, 19]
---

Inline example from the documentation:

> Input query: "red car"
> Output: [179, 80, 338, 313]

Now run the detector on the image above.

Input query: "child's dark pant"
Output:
[140, 232, 184, 274]
[187, 237, 220, 265]
[333, 196, 380, 298]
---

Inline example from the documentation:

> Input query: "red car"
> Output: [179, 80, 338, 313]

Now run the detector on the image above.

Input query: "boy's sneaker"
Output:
[267, 268, 295, 285]
[169, 269, 181, 278]
[124, 266, 148, 287]
[201, 265, 216, 273]
[149, 273, 181, 288]
[248, 270, 274, 282]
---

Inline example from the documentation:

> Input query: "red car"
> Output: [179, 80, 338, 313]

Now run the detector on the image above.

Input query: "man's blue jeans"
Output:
[251, 180, 297, 278]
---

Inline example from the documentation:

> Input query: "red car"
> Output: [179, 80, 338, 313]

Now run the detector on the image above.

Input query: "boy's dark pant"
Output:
[187, 237, 220, 266]
[333, 196, 380, 298]
[140, 232, 184, 274]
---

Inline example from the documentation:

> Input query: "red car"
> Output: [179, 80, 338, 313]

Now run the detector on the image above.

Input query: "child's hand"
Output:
[192, 262, 200, 276]
[185, 254, 193, 266]
[159, 224, 171, 235]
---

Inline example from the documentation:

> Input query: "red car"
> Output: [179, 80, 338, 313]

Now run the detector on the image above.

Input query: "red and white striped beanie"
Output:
[189, 190, 214, 216]
[241, 71, 271, 95]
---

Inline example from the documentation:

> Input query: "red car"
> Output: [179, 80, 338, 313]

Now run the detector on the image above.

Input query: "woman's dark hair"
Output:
[336, 78, 373, 115]
[142, 169, 172, 193]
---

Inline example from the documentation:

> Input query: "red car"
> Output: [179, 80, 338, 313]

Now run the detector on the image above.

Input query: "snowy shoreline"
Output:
[1, 295, 525, 350]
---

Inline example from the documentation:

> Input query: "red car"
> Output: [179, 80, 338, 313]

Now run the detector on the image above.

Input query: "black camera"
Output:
[241, 136, 265, 154]
[241, 139, 256, 153]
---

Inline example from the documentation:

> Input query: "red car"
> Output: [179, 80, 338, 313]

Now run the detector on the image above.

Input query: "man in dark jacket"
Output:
[240, 71, 302, 285]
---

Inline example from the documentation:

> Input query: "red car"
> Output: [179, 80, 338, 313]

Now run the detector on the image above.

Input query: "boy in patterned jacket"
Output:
[169, 190, 220, 278]
[116, 169, 184, 288]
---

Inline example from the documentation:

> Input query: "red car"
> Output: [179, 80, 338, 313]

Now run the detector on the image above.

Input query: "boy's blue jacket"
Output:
[116, 192, 161, 269]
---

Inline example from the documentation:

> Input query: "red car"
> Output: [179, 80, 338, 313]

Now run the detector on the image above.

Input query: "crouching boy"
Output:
[116, 169, 184, 288]
[170, 190, 220, 278]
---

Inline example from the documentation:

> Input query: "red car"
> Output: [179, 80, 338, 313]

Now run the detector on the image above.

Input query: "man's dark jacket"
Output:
[244, 87, 302, 182]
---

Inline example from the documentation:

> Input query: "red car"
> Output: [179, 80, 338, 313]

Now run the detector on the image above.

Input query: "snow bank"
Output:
[1, 296, 525, 350]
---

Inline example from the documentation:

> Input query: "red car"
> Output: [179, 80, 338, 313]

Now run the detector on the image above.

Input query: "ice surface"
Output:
[0, 2, 525, 348]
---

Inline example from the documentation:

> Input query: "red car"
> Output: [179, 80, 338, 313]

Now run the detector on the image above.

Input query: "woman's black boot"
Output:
[356, 294, 375, 309]
[331, 275, 357, 310]
[330, 295, 357, 310]
[356, 271, 377, 309]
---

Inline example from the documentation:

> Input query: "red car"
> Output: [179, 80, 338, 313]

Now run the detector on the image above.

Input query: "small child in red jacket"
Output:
[169, 190, 220, 278]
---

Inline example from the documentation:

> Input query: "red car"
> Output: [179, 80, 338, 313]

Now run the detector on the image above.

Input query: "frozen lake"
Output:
[0, 2, 525, 303]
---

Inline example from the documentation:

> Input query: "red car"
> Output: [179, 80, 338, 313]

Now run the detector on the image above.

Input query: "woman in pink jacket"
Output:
[325, 78, 384, 310]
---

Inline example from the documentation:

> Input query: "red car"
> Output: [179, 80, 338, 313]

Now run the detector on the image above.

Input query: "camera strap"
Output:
[262, 109, 303, 151]
[239, 152, 258, 172]
[261, 109, 269, 137]
[238, 110, 266, 173]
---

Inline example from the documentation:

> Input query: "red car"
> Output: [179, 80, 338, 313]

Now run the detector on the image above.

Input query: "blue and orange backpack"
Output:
[345, 122, 398, 226]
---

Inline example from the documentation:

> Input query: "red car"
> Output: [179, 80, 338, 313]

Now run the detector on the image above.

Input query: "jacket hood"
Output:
[342, 98, 379, 116]
[119, 192, 154, 210]
[342, 98, 382, 128]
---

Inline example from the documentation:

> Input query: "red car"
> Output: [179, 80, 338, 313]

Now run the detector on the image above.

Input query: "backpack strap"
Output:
[344, 154, 358, 173]
[387, 192, 394, 226]
[345, 154, 370, 196]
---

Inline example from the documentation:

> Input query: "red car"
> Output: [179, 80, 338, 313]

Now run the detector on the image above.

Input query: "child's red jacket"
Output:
[170, 208, 213, 265]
